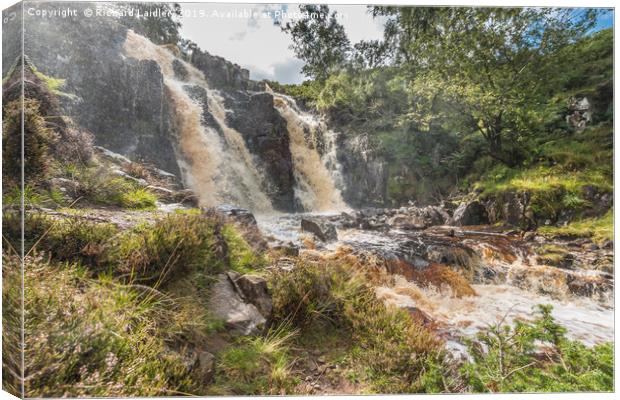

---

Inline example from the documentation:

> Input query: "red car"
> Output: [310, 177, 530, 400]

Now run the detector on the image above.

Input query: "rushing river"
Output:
[256, 212, 614, 349]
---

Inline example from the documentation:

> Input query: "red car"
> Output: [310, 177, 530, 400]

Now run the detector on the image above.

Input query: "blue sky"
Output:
[179, 5, 614, 85]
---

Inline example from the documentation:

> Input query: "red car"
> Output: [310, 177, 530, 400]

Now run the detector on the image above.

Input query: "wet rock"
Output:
[208, 273, 266, 335]
[172, 59, 188, 80]
[388, 206, 449, 230]
[301, 218, 338, 242]
[229, 272, 273, 318]
[451, 200, 489, 226]
[408, 308, 434, 326]
[215, 204, 257, 226]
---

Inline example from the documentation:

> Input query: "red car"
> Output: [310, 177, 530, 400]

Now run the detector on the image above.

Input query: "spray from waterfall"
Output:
[123, 30, 273, 212]
[271, 92, 347, 212]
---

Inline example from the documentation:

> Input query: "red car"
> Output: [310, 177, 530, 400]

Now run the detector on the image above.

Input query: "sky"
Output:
[179, 3, 385, 84]
[179, 4, 613, 85]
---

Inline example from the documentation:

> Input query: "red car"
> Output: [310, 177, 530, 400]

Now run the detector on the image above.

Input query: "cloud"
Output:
[272, 58, 305, 84]
[229, 31, 247, 41]
[247, 58, 305, 85]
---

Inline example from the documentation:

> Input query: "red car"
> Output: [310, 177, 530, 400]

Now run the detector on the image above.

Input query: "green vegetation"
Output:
[222, 224, 267, 273]
[462, 305, 613, 392]
[538, 209, 613, 245]
[212, 325, 298, 394]
[279, 7, 612, 216]
[270, 260, 444, 393]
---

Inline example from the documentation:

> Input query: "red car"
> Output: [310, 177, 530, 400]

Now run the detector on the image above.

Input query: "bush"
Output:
[270, 261, 443, 393]
[109, 213, 227, 285]
[461, 304, 613, 392]
[2, 99, 58, 186]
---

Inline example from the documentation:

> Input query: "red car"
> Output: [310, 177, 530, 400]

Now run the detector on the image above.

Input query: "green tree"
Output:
[117, 2, 182, 45]
[280, 5, 351, 81]
[371, 7, 599, 166]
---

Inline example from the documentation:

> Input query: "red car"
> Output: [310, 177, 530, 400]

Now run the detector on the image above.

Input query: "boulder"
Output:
[208, 273, 266, 335]
[215, 204, 257, 226]
[388, 206, 448, 230]
[451, 201, 489, 226]
[301, 218, 338, 242]
[229, 272, 273, 318]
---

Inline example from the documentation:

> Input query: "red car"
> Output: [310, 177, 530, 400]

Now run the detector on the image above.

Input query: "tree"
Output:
[280, 5, 351, 81]
[371, 7, 599, 166]
[117, 3, 182, 45]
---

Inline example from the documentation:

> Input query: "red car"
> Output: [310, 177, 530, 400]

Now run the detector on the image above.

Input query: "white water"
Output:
[380, 276, 614, 347]
[123, 30, 273, 212]
[271, 92, 347, 212]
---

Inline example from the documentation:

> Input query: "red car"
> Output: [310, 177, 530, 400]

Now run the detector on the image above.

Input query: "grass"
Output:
[269, 260, 445, 393]
[471, 123, 612, 226]
[212, 324, 298, 395]
[64, 165, 158, 209]
[535, 244, 571, 267]
[17, 252, 201, 397]
[222, 225, 267, 274]
[538, 209, 613, 245]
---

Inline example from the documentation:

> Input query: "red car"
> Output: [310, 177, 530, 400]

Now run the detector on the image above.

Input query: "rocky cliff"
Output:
[6, 1, 388, 211]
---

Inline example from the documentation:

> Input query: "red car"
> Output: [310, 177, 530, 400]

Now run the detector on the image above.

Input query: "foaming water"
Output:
[272, 92, 347, 212]
[123, 30, 273, 212]
[386, 277, 614, 346]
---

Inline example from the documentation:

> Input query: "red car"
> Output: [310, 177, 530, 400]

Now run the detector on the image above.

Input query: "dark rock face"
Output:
[452, 201, 489, 226]
[21, 4, 182, 178]
[337, 134, 389, 208]
[223, 91, 297, 211]
[301, 218, 338, 242]
[190, 48, 263, 91]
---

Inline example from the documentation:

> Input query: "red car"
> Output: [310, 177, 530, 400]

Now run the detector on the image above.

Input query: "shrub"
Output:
[109, 213, 227, 285]
[270, 261, 443, 393]
[2, 99, 58, 186]
[461, 304, 613, 392]
[45, 218, 119, 268]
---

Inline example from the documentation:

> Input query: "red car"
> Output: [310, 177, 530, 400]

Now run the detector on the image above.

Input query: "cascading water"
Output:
[123, 30, 274, 212]
[271, 91, 347, 212]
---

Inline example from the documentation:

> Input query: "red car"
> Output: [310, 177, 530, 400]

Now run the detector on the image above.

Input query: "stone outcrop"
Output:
[208, 273, 270, 336]
[301, 218, 338, 242]
[451, 200, 489, 226]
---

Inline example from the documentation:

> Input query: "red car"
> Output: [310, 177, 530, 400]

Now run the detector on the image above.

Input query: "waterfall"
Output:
[123, 30, 274, 213]
[271, 92, 347, 212]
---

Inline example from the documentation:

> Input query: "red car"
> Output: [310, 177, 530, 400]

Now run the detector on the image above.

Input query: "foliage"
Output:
[461, 305, 613, 392]
[369, 8, 600, 165]
[117, 2, 183, 45]
[212, 325, 298, 394]
[279, 5, 351, 81]
[109, 213, 227, 285]
[270, 260, 443, 393]
[222, 225, 267, 273]
[538, 209, 613, 245]
[64, 165, 157, 209]
[2, 99, 58, 186]
[20, 253, 200, 397]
